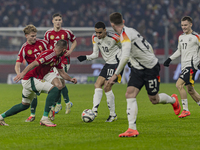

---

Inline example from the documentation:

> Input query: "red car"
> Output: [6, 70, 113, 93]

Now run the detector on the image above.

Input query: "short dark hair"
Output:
[56, 39, 67, 49]
[52, 13, 62, 19]
[95, 22, 105, 29]
[181, 16, 193, 23]
[109, 12, 123, 25]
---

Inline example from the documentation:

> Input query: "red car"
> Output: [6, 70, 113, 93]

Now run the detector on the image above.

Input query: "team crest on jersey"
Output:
[50, 35, 54, 40]
[40, 79, 45, 82]
[189, 37, 192, 42]
[27, 50, 32, 55]
[39, 45, 43, 50]
[39, 58, 44, 63]
[106, 41, 111, 46]
[50, 62, 54, 66]
[61, 34, 64, 39]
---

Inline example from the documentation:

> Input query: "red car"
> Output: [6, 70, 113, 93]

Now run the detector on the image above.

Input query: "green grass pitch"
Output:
[0, 83, 200, 150]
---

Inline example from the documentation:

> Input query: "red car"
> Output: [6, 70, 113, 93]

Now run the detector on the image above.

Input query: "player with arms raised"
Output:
[77, 22, 122, 122]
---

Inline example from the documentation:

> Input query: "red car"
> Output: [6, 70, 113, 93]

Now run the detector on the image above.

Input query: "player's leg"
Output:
[61, 64, 73, 114]
[104, 81, 117, 122]
[185, 67, 200, 105]
[119, 67, 141, 137]
[146, 63, 181, 115]
[33, 79, 60, 127]
[119, 86, 140, 137]
[92, 76, 105, 117]
[25, 94, 37, 122]
[53, 64, 72, 114]
[43, 72, 62, 119]
[58, 78, 71, 114]
[176, 68, 193, 118]
[103, 63, 120, 122]
[0, 79, 35, 126]
[186, 85, 200, 105]
[50, 76, 63, 117]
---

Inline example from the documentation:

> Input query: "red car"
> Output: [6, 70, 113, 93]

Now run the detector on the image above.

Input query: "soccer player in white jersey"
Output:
[77, 22, 122, 122]
[164, 16, 200, 118]
[107, 12, 180, 137]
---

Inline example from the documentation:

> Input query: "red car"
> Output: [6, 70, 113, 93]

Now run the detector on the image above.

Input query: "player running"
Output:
[164, 16, 200, 118]
[77, 21, 122, 122]
[107, 12, 180, 137]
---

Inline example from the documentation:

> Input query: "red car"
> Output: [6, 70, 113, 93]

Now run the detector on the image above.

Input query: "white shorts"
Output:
[53, 64, 70, 79]
[43, 72, 57, 84]
[21, 78, 54, 104]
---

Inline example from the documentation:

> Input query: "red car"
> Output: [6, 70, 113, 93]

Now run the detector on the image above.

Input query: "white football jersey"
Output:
[86, 31, 121, 64]
[115, 26, 158, 75]
[170, 31, 200, 70]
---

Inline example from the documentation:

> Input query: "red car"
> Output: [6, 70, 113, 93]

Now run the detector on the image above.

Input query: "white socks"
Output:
[105, 90, 115, 116]
[0, 115, 3, 120]
[92, 88, 103, 112]
[181, 99, 189, 111]
[41, 116, 48, 120]
[159, 93, 175, 104]
[127, 98, 137, 130]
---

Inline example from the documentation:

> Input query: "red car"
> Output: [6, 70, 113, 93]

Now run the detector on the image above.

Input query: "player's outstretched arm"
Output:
[77, 56, 86, 62]
[58, 69, 77, 84]
[14, 61, 39, 82]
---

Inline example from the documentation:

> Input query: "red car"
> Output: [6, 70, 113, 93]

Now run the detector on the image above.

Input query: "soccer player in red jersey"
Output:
[0, 40, 77, 127]
[44, 13, 77, 114]
[15, 25, 48, 122]
[15, 25, 64, 122]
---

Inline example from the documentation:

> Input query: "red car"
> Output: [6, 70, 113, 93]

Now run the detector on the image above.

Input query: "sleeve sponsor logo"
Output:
[39, 58, 45, 63]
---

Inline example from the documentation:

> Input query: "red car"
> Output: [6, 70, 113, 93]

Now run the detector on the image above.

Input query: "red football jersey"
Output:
[16, 39, 48, 64]
[23, 49, 62, 80]
[44, 28, 76, 64]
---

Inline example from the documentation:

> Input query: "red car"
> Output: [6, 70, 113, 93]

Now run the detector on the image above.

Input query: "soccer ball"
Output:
[81, 109, 95, 123]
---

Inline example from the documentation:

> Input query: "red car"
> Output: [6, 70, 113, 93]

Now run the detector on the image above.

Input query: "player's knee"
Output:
[176, 83, 182, 91]
[150, 99, 158, 105]
[94, 82, 101, 89]
[187, 87, 194, 95]
[20, 103, 30, 110]
[149, 96, 159, 104]
[55, 84, 63, 90]
[49, 86, 59, 94]
[125, 92, 132, 99]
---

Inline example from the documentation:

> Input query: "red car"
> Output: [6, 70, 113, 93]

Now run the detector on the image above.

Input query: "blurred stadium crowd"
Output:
[0, 0, 200, 50]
